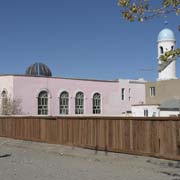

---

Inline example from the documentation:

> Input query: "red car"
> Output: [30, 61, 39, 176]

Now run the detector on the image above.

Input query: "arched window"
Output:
[1, 90, 8, 115]
[59, 91, 69, 115]
[171, 46, 174, 51]
[160, 46, 164, 54]
[93, 93, 101, 114]
[38, 91, 48, 115]
[75, 92, 84, 114]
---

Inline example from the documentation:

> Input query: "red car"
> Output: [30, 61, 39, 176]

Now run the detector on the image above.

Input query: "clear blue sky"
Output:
[0, 0, 179, 81]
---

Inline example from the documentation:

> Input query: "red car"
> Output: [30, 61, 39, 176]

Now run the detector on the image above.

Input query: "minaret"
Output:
[157, 27, 176, 81]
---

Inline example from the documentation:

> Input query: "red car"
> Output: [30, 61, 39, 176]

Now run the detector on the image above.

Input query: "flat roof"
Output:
[0, 74, 119, 83]
[132, 104, 160, 106]
[146, 78, 180, 84]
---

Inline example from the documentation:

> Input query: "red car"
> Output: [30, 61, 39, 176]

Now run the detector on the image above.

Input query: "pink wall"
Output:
[0, 75, 145, 116]
[0, 76, 14, 96]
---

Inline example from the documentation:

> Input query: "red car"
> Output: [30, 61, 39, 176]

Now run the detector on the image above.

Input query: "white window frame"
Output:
[38, 91, 48, 115]
[59, 91, 69, 115]
[75, 92, 84, 114]
[93, 93, 101, 114]
[150, 87, 155, 97]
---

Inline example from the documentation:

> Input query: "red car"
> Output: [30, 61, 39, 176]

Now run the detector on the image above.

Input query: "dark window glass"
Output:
[59, 91, 69, 115]
[38, 91, 48, 115]
[93, 93, 101, 114]
[75, 92, 84, 114]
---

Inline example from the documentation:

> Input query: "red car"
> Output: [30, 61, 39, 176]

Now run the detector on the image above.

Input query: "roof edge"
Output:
[0, 74, 119, 83]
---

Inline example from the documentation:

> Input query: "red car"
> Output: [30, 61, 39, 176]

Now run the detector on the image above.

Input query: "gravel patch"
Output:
[0, 137, 179, 180]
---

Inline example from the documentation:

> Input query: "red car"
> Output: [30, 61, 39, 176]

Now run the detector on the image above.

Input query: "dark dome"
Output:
[25, 63, 52, 77]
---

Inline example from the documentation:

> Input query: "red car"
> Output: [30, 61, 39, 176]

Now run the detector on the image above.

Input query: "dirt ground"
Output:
[0, 137, 180, 180]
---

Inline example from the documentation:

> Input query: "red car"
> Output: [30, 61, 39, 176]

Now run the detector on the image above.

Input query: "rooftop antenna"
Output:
[139, 68, 155, 72]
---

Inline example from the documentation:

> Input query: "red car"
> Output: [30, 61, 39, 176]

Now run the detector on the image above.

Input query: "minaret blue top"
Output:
[157, 28, 175, 42]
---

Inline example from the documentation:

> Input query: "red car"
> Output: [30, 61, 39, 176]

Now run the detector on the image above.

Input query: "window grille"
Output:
[59, 91, 69, 115]
[38, 91, 48, 115]
[75, 92, 84, 114]
[93, 93, 101, 114]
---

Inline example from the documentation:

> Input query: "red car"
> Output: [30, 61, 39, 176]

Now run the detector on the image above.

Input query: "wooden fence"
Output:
[0, 116, 180, 160]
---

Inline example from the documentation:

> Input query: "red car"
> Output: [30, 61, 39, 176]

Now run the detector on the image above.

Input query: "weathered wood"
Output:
[0, 116, 180, 160]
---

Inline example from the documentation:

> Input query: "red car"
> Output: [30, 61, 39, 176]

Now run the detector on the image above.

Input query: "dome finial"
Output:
[164, 20, 168, 27]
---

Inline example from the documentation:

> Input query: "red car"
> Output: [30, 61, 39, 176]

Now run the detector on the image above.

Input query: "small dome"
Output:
[158, 28, 175, 42]
[25, 63, 52, 77]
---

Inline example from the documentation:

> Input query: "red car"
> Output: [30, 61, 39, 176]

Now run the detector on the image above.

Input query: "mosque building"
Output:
[0, 27, 179, 117]
[0, 63, 145, 116]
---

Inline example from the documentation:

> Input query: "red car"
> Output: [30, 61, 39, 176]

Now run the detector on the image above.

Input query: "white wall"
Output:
[131, 105, 160, 117]
[158, 40, 176, 80]
[160, 110, 179, 117]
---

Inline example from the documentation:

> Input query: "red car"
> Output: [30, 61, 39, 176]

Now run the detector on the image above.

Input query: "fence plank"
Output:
[0, 116, 180, 160]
